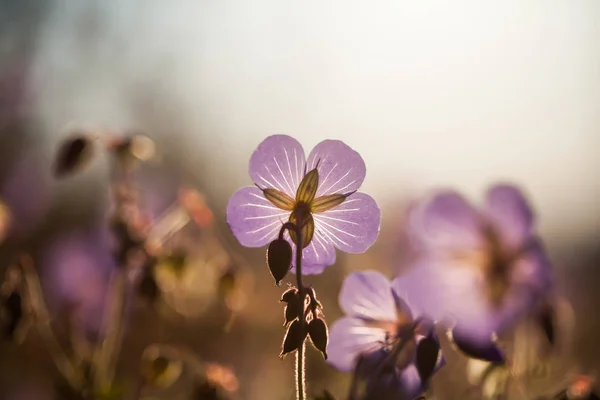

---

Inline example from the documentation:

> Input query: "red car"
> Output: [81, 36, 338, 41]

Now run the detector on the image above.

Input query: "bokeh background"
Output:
[0, 1, 599, 399]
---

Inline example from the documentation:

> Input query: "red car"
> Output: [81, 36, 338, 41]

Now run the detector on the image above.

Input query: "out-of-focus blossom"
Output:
[327, 271, 444, 399]
[395, 184, 552, 343]
[140, 344, 183, 389]
[193, 362, 239, 400]
[227, 135, 380, 275]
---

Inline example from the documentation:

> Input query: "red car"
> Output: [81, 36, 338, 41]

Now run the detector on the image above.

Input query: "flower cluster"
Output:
[227, 135, 564, 400]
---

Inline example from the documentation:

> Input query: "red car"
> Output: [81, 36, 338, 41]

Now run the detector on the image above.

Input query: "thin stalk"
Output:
[19, 255, 81, 389]
[294, 220, 306, 400]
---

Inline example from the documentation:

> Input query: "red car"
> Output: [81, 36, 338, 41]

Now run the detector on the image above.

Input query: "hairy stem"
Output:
[294, 221, 306, 400]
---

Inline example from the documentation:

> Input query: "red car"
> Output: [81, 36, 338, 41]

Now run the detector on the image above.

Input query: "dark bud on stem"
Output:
[415, 334, 440, 383]
[284, 299, 300, 327]
[308, 317, 328, 360]
[53, 134, 94, 178]
[280, 319, 307, 359]
[267, 239, 292, 285]
[449, 325, 505, 364]
[538, 303, 555, 346]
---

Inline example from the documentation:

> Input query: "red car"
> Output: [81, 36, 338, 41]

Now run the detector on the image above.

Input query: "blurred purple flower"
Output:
[396, 184, 552, 343]
[227, 135, 380, 275]
[327, 271, 444, 399]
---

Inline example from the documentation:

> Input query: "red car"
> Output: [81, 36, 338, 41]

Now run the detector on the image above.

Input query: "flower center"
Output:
[482, 228, 512, 307]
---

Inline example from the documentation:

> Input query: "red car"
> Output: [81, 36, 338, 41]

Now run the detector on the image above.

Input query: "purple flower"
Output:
[396, 184, 552, 343]
[327, 271, 445, 399]
[227, 135, 380, 275]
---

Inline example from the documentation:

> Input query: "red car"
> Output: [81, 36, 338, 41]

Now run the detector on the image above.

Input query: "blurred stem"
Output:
[19, 255, 81, 389]
[93, 268, 128, 391]
[294, 220, 306, 400]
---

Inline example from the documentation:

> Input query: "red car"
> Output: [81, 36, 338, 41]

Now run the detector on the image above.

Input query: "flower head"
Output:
[327, 271, 444, 399]
[227, 135, 380, 274]
[396, 184, 552, 343]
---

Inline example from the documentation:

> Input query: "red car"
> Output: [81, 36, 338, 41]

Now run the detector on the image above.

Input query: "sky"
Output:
[21, 0, 600, 246]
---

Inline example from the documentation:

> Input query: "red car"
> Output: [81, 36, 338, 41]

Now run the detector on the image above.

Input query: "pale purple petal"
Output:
[339, 271, 396, 321]
[305, 140, 366, 197]
[411, 191, 484, 252]
[393, 260, 500, 341]
[510, 238, 552, 293]
[289, 229, 337, 275]
[485, 184, 534, 252]
[248, 135, 306, 197]
[399, 364, 424, 399]
[226, 186, 288, 247]
[313, 192, 380, 254]
[327, 317, 386, 372]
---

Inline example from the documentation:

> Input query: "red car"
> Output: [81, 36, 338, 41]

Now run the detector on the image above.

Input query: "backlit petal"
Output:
[485, 184, 534, 254]
[327, 317, 386, 372]
[393, 260, 501, 342]
[410, 190, 484, 253]
[339, 271, 396, 321]
[313, 192, 380, 254]
[290, 229, 337, 275]
[306, 140, 366, 197]
[249, 135, 306, 197]
[226, 186, 288, 247]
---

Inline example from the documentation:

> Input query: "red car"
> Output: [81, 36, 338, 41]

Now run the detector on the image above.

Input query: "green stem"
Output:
[294, 222, 306, 400]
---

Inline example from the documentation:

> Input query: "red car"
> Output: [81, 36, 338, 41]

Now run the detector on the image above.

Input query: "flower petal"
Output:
[306, 140, 366, 197]
[313, 192, 380, 254]
[226, 186, 288, 247]
[339, 271, 396, 321]
[510, 237, 552, 293]
[327, 317, 385, 372]
[393, 260, 501, 342]
[249, 135, 306, 198]
[292, 229, 337, 275]
[410, 191, 484, 252]
[398, 364, 425, 399]
[485, 184, 534, 253]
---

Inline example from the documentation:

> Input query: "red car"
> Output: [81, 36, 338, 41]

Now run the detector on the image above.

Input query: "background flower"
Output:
[396, 184, 552, 342]
[227, 135, 380, 274]
[328, 271, 444, 399]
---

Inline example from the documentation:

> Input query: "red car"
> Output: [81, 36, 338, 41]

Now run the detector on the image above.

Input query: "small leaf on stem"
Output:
[280, 319, 307, 359]
[308, 317, 328, 359]
[267, 239, 292, 285]
[415, 335, 440, 383]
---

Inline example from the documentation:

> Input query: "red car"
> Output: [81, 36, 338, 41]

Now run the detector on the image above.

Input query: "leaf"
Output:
[53, 135, 94, 178]
[284, 300, 300, 327]
[267, 239, 293, 285]
[288, 212, 315, 248]
[296, 168, 319, 204]
[311, 193, 350, 213]
[280, 287, 298, 303]
[449, 325, 505, 364]
[416, 335, 440, 383]
[280, 319, 307, 359]
[263, 188, 295, 211]
[308, 318, 329, 359]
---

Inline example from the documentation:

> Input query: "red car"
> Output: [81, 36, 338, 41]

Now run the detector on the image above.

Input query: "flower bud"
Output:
[280, 319, 307, 359]
[53, 134, 95, 178]
[140, 346, 183, 389]
[415, 334, 440, 383]
[307, 317, 328, 360]
[267, 239, 292, 286]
